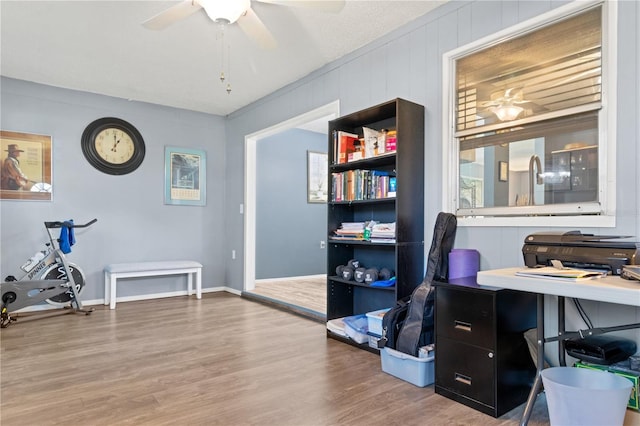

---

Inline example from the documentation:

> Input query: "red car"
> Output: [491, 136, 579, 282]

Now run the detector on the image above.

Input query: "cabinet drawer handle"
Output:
[455, 373, 472, 386]
[454, 320, 472, 332]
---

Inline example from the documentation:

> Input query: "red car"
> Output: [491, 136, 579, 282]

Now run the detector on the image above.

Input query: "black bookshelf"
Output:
[326, 98, 425, 351]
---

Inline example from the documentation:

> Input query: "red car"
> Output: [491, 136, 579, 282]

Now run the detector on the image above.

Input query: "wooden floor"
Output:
[1, 294, 637, 426]
[244, 275, 326, 322]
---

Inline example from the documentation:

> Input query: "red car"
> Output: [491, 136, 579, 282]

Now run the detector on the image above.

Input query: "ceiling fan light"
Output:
[493, 104, 524, 121]
[199, 0, 250, 24]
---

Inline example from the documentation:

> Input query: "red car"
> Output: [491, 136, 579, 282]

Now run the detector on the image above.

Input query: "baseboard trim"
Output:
[12, 286, 240, 313]
[256, 274, 326, 284]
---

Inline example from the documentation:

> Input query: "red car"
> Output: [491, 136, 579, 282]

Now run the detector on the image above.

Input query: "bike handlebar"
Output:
[44, 218, 98, 229]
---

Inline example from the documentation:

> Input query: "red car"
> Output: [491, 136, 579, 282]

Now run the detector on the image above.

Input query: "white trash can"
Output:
[541, 366, 632, 426]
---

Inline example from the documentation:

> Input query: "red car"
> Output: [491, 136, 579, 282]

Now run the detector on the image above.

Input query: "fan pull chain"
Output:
[226, 42, 232, 94]
[218, 24, 225, 83]
[216, 23, 232, 94]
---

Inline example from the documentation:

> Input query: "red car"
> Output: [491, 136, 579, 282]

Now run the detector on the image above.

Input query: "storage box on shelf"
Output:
[366, 308, 389, 337]
[343, 314, 369, 344]
[326, 98, 425, 353]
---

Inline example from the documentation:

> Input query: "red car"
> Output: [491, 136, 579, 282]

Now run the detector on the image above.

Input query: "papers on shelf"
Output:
[370, 222, 395, 243]
[332, 221, 366, 241]
[515, 266, 609, 281]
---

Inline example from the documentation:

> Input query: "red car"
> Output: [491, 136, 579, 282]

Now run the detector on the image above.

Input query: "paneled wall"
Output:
[225, 0, 640, 354]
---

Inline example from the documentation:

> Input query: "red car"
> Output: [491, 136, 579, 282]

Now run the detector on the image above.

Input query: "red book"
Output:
[385, 136, 397, 153]
[338, 131, 358, 164]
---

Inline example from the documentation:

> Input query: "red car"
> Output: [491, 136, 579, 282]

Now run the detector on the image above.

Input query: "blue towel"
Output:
[369, 276, 396, 287]
[59, 219, 75, 254]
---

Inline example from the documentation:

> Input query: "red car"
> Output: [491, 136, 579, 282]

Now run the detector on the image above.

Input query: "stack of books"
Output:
[370, 222, 396, 243]
[332, 222, 366, 241]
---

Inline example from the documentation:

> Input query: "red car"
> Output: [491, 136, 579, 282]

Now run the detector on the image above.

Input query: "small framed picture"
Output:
[164, 146, 206, 206]
[307, 150, 328, 203]
[499, 161, 508, 182]
[1, 130, 52, 201]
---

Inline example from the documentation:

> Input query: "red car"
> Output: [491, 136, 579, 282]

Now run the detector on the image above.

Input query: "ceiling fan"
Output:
[479, 88, 532, 121]
[143, 0, 346, 50]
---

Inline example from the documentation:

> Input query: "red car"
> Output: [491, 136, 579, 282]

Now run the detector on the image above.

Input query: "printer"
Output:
[522, 231, 639, 275]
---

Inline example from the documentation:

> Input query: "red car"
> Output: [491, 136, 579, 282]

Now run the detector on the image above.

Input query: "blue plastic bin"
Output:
[343, 314, 369, 344]
[381, 347, 435, 387]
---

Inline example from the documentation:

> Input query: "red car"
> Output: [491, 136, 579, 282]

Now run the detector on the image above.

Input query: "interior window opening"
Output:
[446, 1, 613, 223]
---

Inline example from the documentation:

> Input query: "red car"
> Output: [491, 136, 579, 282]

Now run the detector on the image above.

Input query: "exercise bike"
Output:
[1, 218, 98, 328]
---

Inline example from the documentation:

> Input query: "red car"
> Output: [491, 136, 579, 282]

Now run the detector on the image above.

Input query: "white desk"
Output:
[478, 267, 640, 307]
[477, 267, 640, 426]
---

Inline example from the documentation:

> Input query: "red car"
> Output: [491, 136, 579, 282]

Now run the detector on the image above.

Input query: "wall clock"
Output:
[81, 117, 145, 175]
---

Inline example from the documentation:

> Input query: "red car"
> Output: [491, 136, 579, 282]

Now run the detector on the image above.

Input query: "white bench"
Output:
[104, 261, 202, 309]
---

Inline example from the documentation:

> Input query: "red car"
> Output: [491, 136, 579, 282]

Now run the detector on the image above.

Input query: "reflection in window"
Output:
[459, 113, 598, 209]
[450, 3, 608, 218]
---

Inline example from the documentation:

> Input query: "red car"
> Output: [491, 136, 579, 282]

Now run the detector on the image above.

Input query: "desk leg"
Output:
[558, 296, 566, 366]
[521, 293, 545, 426]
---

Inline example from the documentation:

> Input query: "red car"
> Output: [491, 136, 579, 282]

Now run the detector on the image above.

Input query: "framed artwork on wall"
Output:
[164, 146, 206, 206]
[307, 150, 328, 203]
[0, 130, 52, 201]
[499, 161, 509, 182]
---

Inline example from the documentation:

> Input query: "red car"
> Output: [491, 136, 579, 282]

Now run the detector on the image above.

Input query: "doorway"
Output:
[243, 101, 340, 320]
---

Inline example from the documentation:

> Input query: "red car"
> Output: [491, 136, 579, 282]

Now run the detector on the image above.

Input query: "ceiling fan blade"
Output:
[256, 0, 345, 13]
[237, 7, 277, 49]
[142, 1, 203, 30]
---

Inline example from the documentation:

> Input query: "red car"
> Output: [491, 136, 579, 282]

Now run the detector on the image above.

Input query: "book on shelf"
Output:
[340, 222, 366, 230]
[347, 139, 365, 162]
[385, 129, 397, 153]
[363, 127, 386, 158]
[331, 221, 366, 241]
[333, 130, 359, 164]
[388, 177, 397, 198]
[369, 222, 396, 243]
[515, 266, 608, 281]
[369, 238, 396, 244]
[330, 169, 396, 202]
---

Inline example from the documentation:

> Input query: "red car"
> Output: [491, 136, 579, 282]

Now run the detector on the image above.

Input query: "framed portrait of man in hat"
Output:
[1, 130, 52, 201]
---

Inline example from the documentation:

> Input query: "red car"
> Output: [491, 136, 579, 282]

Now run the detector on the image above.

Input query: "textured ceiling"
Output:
[0, 1, 446, 116]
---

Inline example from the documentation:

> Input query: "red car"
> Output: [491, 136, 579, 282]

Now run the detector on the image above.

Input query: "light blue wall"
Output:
[1, 0, 638, 353]
[224, 0, 640, 349]
[0, 78, 227, 301]
[256, 128, 326, 279]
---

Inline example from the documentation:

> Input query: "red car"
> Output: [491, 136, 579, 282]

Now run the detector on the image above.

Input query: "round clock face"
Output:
[82, 117, 145, 175]
[94, 127, 135, 165]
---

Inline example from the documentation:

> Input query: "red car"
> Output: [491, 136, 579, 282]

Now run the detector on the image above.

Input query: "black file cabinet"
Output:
[434, 279, 537, 418]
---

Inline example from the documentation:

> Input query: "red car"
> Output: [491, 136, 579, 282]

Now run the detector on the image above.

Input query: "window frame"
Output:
[441, 0, 617, 228]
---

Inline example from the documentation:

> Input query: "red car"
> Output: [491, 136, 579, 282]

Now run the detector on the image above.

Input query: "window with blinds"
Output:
[456, 6, 602, 136]
[446, 2, 613, 220]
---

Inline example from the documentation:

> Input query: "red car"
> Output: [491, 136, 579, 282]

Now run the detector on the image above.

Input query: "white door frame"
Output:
[243, 100, 340, 291]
